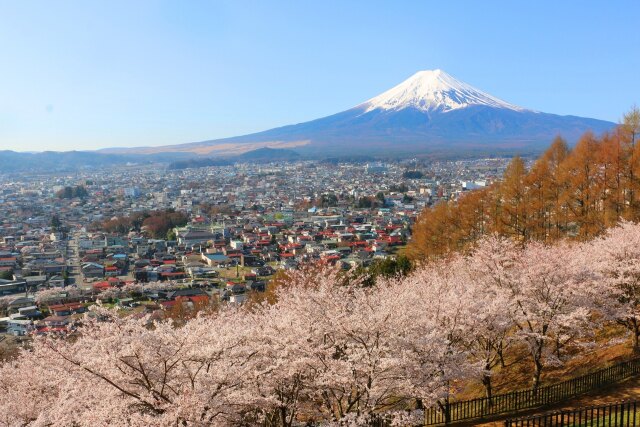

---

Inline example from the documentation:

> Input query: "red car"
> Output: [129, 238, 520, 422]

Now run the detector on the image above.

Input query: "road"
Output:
[65, 231, 85, 289]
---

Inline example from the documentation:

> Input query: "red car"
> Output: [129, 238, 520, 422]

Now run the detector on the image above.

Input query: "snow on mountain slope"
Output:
[101, 69, 616, 156]
[359, 69, 527, 113]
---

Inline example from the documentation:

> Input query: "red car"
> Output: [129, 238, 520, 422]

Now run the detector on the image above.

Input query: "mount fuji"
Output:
[104, 69, 616, 157]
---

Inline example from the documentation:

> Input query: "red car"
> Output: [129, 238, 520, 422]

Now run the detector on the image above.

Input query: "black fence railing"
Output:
[504, 400, 638, 426]
[424, 358, 640, 425]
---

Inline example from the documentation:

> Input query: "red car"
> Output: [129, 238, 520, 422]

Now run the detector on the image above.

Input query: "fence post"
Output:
[423, 358, 640, 425]
[444, 398, 451, 425]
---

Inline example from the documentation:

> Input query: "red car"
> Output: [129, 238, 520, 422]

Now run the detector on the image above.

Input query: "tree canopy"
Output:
[55, 185, 88, 199]
[408, 113, 640, 262]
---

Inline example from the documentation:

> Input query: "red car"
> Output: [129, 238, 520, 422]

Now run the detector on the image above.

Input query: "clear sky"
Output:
[1, 1, 639, 152]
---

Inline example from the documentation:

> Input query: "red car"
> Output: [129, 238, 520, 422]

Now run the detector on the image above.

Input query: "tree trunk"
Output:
[482, 372, 493, 404]
[497, 345, 507, 368]
[436, 398, 451, 425]
[279, 407, 289, 427]
[532, 358, 543, 392]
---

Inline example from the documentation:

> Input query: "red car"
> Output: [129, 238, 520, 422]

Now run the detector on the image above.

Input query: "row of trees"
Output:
[3, 222, 640, 426]
[407, 108, 640, 261]
[303, 190, 405, 210]
[95, 209, 189, 239]
[55, 185, 88, 199]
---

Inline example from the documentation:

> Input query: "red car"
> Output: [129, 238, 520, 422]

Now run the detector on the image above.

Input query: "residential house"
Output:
[82, 262, 104, 278]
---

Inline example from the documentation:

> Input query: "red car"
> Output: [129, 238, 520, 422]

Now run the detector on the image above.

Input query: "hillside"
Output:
[407, 118, 640, 262]
[100, 70, 616, 157]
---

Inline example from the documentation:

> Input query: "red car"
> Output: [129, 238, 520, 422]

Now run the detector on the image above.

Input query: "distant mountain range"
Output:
[0, 150, 194, 173]
[0, 147, 302, 173]
[2, 70, 618, 171]
[167, 147, 300, 170]
[100, 69, 616, 157]
[237, 147, 301, 161]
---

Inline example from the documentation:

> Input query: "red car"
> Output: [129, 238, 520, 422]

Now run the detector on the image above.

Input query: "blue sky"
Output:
[1, 1, 639, 152]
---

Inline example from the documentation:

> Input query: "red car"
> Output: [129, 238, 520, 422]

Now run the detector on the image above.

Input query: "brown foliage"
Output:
[163, 297, 218, 326]
[408, 120, 640, 262]
[95, 210, 188, 238]
[247, 268, 293, 306]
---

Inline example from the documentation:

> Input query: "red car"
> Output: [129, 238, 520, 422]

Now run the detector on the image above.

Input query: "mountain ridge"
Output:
[100, 69, 615, 157]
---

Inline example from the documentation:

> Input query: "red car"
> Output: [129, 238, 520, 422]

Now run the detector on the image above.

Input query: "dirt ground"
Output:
[456, 376, 640, 426]
[0, 334, 29, 361]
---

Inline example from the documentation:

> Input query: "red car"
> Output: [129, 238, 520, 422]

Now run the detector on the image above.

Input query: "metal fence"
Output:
[504, 400, 638, 426]
[424, 358, 640, 425]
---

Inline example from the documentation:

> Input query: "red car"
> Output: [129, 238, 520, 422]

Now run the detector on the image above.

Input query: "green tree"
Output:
[56, 185, 88, 199]
[319, 193, 338, 207]
[390, 183, 409, 193]
[50, 214, 62, 231]
[357, 197, 374, 208]
[360, 255, 413, 286]
[403, 170, 424, 179]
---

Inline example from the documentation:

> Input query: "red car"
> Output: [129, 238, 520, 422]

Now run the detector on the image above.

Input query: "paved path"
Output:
[66, 231, 84, 288]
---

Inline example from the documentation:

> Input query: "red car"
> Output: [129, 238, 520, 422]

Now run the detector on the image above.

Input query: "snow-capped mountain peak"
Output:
[359, 69, 526, 113]
[105, 68, 615, 157]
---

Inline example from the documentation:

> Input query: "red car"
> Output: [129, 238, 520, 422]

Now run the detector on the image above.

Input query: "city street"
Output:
[65, 231, 84, 289]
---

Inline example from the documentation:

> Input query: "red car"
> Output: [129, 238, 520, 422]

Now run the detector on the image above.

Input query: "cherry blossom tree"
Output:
[271, 268, 412, 423]
[0, 241, 613, 426]
[445, 256, 514, 401]
[469, 237, 595, 390]
[250, 266, 467, 425]
[96, 281, 187, 301]
[396, 262, 478, 412]
[587, 221, 640, 350]
[421, 239, 519, 400]
[0, 349, 59, 426]
[243, 300, 317, 427]
[34, 286, 89, 304]
[0, 306, 258, 426]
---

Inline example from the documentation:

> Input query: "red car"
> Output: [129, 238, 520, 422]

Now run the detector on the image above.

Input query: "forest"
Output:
[407, 107, 640, 261]
[93, 209, 189, 239]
